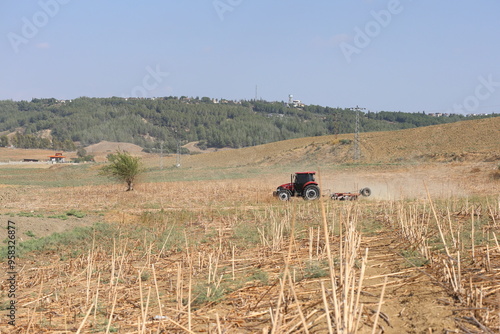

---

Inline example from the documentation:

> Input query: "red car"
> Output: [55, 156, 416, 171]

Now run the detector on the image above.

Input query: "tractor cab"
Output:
[273, 172, 320, 201]
[293, 172, 316, 193]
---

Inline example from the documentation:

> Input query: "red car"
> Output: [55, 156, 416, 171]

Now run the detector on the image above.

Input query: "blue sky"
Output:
[1, 0, 499, 114]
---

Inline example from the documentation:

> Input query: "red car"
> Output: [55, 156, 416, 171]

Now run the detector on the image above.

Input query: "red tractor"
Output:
[273, 172, 320, 201]
[273, 172, 372, 202]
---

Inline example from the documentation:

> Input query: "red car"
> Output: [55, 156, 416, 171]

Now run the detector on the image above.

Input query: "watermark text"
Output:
[6, 220, 17, 326]
[339, 0, 405, 63]
[7, 0, 71, 54]
[448, 75, 499, 114]
[123, 65, 169, 98]
[213, 0, 243, 21]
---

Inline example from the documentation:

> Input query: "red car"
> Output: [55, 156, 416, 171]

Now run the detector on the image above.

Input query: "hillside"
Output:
[166, 117, 500, 169]
[0, 97, 497, 154]
[2, 117, 497, 167]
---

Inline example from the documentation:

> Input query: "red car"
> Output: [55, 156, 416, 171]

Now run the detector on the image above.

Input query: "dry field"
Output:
[0, 118, 499, 333]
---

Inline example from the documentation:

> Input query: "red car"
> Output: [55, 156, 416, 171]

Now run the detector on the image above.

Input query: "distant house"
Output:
[48, 153, 65, 163]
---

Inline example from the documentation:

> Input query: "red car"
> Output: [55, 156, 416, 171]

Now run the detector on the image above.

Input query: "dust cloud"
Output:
[320, 166, 470, 201]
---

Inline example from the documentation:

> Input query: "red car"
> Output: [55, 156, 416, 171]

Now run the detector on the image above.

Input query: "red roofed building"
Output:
[48, 152, 65, 163]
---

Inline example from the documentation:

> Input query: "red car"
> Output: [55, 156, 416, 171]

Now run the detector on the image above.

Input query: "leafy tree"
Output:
[100, 151, 143, 191]
[77, 147, 87, 158]
[0, 135, 8, 147]
[73, 147, 94, 163]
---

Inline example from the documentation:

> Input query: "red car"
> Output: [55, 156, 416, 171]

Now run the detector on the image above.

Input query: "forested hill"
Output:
[0, 97, 497, 153]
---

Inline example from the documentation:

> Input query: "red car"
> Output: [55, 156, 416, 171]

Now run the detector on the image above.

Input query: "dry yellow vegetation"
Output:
[0, 117, 499, 333]
[152, 116, 500, 169]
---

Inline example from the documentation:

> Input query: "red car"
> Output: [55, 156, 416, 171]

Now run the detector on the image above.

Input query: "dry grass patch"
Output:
[3, 194, 500, 332]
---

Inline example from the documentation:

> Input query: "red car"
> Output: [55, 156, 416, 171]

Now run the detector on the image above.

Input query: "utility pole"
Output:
[159, 141, 163, 170]
[334, 111, 340, 139]
[176, 140, 181, 168]
[351, 105, 365, 160]
[172, 128, 181, 168]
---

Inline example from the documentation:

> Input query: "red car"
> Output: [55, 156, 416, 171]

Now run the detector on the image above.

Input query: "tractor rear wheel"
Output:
[278, 189, 292, 201]
[303, 185, 320, 200]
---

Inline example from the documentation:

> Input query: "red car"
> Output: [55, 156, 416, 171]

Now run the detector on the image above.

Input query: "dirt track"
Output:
[360, 232, 457, 333]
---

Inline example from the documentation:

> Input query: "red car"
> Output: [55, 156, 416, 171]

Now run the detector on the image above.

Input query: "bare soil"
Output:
[359, 232, 457, 333]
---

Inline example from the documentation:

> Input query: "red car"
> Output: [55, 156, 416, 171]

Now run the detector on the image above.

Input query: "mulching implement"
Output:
[330, 187, 371, 201]
[273, 171, 371, 201]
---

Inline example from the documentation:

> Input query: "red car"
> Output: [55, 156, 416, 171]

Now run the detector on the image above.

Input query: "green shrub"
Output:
[340, 139, 352, 145]
[400, 250, 428, 267]
[66, 209, 86, 218]
[25, 230, 36, 238]
[48, 214, 68, 220]
[192, 283, 227, 305]
[247, 269, 269, 284]
[17, 212, 43, 218]
[303, 260, 328, 279]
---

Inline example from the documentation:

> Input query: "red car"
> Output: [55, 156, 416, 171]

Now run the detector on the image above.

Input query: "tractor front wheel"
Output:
[278, 189, 292, 201]
[303, 185, 320, 200]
